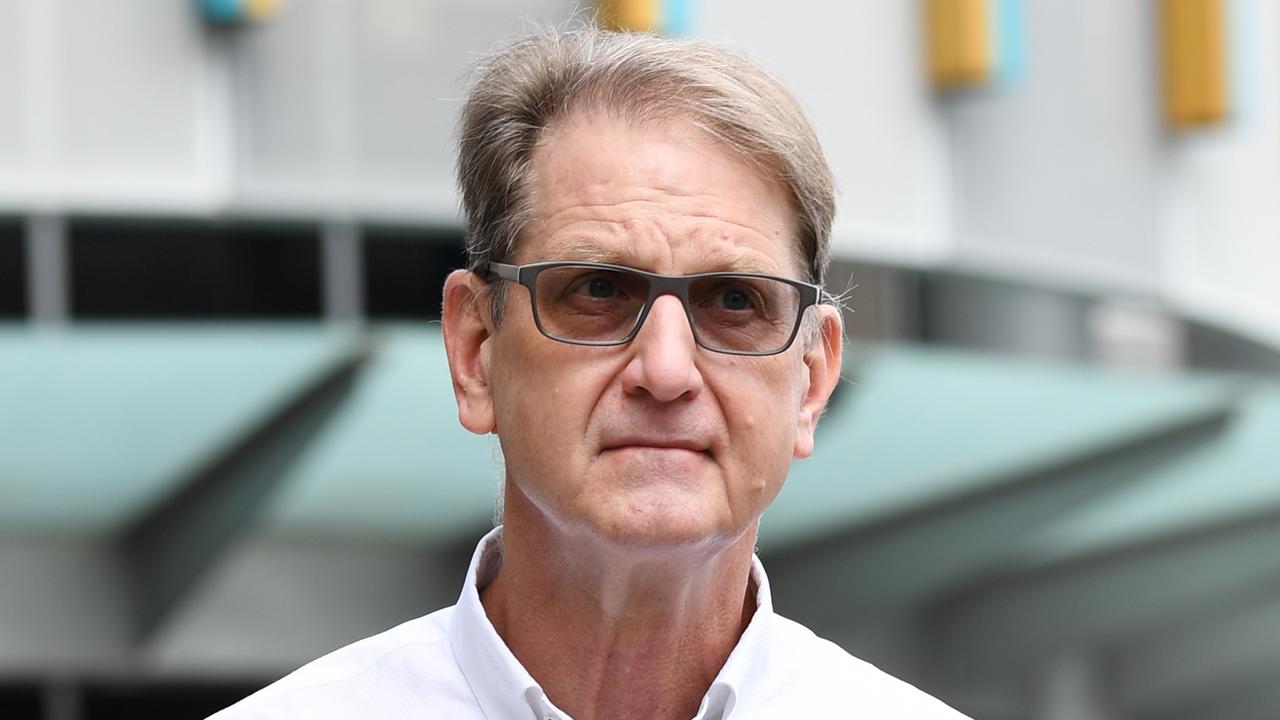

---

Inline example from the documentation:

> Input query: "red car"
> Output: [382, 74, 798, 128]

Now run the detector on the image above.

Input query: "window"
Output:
[0, 219, 25, 317]
[71, 218, 321, 319]
[363, 225, 465, 320]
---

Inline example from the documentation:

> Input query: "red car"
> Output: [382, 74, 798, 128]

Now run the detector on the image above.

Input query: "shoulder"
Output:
[757, 615, 970, 718]
[207, 606, 477, 720]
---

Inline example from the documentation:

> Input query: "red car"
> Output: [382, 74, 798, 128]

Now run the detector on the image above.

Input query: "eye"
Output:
[709, 282, 765, 313]
[586, 276, 616, 298]
[720, 288, 751, 310]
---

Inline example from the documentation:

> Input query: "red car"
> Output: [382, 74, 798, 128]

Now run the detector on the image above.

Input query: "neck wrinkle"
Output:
[482, 494, 759, 720]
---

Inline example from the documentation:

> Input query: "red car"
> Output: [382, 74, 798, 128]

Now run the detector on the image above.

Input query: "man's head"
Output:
[456, 26, 836, 307]
[443, 26, 842, 555]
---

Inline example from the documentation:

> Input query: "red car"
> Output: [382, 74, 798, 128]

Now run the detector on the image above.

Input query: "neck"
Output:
[481, 489, 758, 720]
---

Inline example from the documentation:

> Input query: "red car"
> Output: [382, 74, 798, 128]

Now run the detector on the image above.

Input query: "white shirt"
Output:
[211, 527, 967, 719]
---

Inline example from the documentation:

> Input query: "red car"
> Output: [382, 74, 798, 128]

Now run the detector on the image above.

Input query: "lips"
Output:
[600, 436, 709, 454]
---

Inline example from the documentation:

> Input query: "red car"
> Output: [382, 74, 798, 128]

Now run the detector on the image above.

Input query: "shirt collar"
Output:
[696, 552, 775, 719]
[449, 526, 543, 720]
[449, 526, 776, 720]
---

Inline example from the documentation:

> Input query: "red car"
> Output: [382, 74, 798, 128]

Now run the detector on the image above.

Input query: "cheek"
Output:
[497, 370, 575, 441]
[489, 337, 611, 464]
[493, 377, 584, 511]
[720, 370, 804, 500]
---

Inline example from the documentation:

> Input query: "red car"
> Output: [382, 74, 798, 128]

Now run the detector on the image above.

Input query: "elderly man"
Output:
[214, 26, 965, 720]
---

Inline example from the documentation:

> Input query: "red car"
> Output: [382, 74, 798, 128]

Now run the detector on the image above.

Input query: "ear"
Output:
[793, 306, 843, 459]
[442, 269, 497, 435]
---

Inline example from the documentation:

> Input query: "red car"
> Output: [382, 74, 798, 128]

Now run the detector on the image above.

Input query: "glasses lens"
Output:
[533, 265, 649, 343]
[689, 275, 802, 353]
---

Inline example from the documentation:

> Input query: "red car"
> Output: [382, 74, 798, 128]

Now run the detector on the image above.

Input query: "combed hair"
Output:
[456, 25, 836, 316]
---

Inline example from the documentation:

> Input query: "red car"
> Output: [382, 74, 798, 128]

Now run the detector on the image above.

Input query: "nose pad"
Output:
[620, 294, 704, 402]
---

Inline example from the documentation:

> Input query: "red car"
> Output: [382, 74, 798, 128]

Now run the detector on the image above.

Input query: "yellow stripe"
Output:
[596, 0, 661, 33]
[245, 0, 282, 22]
[1161, 0, 1228, 126]
[926, 0, 994, 88]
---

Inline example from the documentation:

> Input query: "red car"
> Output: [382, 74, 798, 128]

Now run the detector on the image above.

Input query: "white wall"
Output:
[0, 0, 25, 177]
[0, 0, 572, 218]
[232, 0, 571, 221]
[2, 0, 1279, 350]
[0, 0, 231, 213]
[944, 0, 1162, 295]
[698, 0, 954, 267]
[1158, 0, 1280, 346]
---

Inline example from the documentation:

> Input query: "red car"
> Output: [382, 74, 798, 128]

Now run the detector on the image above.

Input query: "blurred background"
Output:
[1, 0, 1278, 718]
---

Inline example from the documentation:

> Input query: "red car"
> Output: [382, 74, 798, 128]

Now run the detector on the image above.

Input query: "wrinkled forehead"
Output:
[519, 110, 806, 276]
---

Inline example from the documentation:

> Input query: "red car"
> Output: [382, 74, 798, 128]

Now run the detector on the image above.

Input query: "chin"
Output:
[586, 500, 743, 555]
[550, 457, 753, 553]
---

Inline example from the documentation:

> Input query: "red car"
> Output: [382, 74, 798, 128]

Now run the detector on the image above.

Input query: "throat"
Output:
[479, 531, 759, 720]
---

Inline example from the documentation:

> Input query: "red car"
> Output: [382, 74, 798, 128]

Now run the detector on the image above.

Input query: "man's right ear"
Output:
[442, 269, 497, 435]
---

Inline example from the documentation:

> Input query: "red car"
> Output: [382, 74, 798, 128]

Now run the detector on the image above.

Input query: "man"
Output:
[214, 25, 966, 719]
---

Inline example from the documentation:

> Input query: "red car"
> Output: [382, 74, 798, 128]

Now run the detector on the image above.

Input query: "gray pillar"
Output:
[919, 274, 1090, 361]
[1033, 651, 1114, 720]
[43, 677, 80, 720]
[322, 220, 363, 324]
[27, 214, 68, 324]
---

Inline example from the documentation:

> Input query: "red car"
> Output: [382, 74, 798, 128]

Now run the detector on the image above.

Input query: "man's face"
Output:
[449, 113, 840, 552]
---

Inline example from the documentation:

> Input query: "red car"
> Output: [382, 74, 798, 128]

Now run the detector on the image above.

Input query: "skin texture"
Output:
[442, 113, 843, 720]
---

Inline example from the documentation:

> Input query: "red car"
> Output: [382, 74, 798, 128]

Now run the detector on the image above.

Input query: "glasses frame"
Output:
[485, 260, 821, 357]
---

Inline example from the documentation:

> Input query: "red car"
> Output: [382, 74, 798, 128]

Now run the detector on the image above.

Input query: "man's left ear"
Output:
[793, 306, 843, 459]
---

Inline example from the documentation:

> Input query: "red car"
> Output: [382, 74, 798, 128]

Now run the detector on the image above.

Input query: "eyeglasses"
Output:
[484, 261, 821, 356]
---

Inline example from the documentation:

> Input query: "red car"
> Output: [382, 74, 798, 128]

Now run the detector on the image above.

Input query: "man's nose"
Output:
[619, 294, 705, 402]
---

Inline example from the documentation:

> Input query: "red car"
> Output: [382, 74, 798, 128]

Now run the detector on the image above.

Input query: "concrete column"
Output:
[43, 677, 80, 720]
[27, 215, 69, 325]
[919, 274, 1091, 361]
[1033, 651, 1114, 720]
[321, 220, 363, 324]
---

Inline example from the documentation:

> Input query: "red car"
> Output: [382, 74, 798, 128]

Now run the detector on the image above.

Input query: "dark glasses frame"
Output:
[484, 260, 821, 356]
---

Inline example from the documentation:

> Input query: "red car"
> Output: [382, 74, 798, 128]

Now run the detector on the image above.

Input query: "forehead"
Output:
[520, 113, 802, 277]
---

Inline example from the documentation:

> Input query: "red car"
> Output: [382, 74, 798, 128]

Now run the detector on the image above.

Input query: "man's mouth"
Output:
[600, 437, 710, 455]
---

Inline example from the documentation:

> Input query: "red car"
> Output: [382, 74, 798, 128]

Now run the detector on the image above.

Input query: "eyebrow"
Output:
[548, 239, 781, 275]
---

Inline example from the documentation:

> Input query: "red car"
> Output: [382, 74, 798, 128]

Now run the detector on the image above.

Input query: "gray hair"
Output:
[455, 25, 836, 318]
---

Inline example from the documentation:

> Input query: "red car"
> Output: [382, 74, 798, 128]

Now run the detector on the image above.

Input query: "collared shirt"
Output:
[211, 527, 967, 719]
